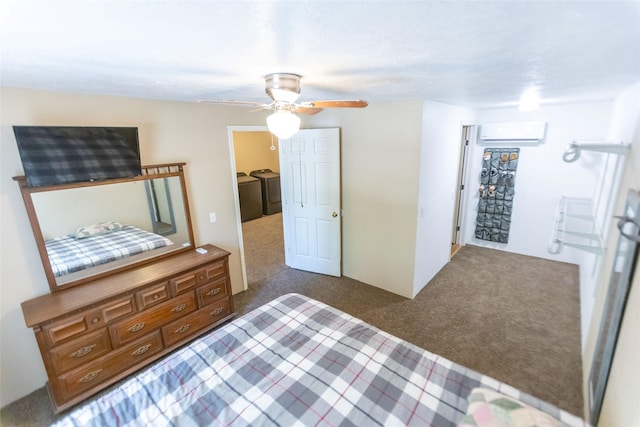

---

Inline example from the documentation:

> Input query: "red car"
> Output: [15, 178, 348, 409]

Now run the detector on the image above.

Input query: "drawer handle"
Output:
[175, 324, 191, 334]
[172, 304, 187, 313]
[127, 322, 145, 333]
[153, 294, 160, 300]
[91, 317, 100, 324]
[78, 369, 103, 383]
[210, 307, 224, 316]
[199, 275, 205, 281]
[70, 344, 96, 358]
[131, 344, 152, 356]
[206, 288, 221, 297]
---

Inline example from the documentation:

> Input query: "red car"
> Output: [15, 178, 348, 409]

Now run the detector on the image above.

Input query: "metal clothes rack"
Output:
[548, 141, 630, 255]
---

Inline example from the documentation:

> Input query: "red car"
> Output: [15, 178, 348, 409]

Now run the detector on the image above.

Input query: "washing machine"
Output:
[250, 169, 282, 215]
[236, 172, 263, 222]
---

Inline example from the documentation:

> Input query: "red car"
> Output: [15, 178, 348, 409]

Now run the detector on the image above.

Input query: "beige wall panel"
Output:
[232, 131, 280, 174]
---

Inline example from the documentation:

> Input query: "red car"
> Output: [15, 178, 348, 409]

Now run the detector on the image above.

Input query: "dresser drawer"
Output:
[135, 283, 169, 310]
[98, 295, 136, 324]
[109, 292, 196, 347]
[50, 329, 112, 374]
[162, 297, 232, 347]
[41, 295, 136, 347]
[42, 315, 89, 347]
[203, 260, 226, 281]
[168, 260, 226, 296]
[196, 275, 229, 307]
[58, 332, 163, 400]
[169, 270, 201, 296]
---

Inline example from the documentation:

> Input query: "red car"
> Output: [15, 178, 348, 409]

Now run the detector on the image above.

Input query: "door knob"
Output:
[332, 212, 338, 218]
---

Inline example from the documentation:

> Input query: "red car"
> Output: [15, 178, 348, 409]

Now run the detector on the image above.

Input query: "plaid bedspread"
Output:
[53, 293, 586, 427]
[46, 225, 173, 277]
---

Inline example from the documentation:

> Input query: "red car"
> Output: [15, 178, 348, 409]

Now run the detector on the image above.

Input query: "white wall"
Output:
[413, 101, 476, 296]
[582, 82, 640, 426]
[464, 102, 613, 265]
[305, 101, 424, 298]
[0, 87, 263, 407]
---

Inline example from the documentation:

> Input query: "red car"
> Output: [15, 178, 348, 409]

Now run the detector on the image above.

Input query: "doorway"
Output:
[451, 125, 475, 257]
[229, 127, 343, 291]
[228, 127, 285, 291]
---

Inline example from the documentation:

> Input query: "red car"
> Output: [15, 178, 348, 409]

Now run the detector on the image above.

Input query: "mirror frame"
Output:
[14, 163, 195, 293]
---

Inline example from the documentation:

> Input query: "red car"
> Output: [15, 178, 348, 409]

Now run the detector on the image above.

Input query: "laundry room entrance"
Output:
[230, 129, 286, 289]
[229, 127, 343, 291]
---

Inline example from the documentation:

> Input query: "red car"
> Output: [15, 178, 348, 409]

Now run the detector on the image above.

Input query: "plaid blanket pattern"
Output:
[46, 225, 173, 277]
[53, 294, 587, 427]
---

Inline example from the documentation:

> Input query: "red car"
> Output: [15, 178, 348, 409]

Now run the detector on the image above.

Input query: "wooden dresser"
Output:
[21, 244, 235, 413]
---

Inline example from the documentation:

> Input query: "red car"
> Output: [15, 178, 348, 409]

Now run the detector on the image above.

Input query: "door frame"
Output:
[227, 125, 271, 291]
[452, 124, 477, 248]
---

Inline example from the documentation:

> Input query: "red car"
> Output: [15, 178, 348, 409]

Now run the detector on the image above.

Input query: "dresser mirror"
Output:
[14, 163, 194, 292]
[588, 189, 639, 424]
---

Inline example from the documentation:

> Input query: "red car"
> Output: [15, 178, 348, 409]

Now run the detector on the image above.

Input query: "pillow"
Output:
[459, 388, 569, 427]
[75, 221, 123, 239]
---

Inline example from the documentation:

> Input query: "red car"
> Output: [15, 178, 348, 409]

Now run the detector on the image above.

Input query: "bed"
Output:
[46, 223, 174, 277]
[52, 293, 588, 427]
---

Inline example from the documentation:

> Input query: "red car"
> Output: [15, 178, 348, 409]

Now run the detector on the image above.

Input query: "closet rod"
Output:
[562, 140, 629, 163]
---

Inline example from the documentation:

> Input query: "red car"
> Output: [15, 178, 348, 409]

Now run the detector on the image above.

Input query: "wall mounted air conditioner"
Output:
[480, 121, 546, 144]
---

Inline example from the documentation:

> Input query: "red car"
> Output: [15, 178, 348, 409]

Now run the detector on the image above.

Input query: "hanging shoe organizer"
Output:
[475, 148, 520, 243]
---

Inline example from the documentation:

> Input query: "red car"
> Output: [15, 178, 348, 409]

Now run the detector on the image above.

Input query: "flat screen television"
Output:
[14, 126, 142, 187]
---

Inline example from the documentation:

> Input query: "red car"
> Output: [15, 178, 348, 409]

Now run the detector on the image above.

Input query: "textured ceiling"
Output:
[1, 1, 639, 109]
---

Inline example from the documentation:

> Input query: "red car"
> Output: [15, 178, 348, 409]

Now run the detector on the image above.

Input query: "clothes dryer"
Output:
[237, 173, 263, 222]
[250, 169, 282, 215]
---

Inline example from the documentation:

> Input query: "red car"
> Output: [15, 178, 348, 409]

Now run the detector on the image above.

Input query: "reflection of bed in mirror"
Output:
[14, 163, 195, 291]
[46, 223, 174, 279]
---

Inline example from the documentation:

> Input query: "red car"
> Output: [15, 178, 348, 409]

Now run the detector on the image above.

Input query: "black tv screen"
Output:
[14, 126, 142, 187]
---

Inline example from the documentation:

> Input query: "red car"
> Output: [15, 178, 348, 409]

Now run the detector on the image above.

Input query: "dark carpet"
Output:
[0, 212, 583, 425]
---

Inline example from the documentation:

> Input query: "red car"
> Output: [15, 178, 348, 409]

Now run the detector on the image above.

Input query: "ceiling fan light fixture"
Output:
[267, 109, 301, 139]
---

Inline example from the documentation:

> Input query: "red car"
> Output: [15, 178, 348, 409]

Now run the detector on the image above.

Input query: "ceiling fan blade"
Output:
[196, 100, 271, 108]
[295, 106, 324, 115]
[301, 100, 368, 109]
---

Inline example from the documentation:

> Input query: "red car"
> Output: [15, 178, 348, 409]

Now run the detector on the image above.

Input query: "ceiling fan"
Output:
[200, 73, 368, 139]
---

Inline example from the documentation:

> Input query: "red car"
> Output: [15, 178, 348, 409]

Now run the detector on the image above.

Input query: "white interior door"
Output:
[279, 128, 341, 276]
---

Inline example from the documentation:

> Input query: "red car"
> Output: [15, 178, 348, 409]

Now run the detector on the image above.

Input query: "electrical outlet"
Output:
[209, 212, 217, 223]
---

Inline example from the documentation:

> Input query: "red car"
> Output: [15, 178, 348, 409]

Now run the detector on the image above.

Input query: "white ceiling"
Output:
[2, 1, 639, 109]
